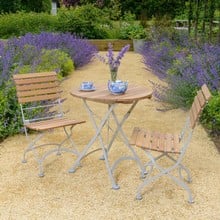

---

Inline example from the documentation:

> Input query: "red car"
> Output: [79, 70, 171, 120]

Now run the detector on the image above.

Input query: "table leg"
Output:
[110, 108, 146, 178]
[68, 103, 119, 189]
[83, 100, 106, 151]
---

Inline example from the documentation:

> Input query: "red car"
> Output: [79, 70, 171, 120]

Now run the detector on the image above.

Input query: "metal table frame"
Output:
[69, 84, 152, 189]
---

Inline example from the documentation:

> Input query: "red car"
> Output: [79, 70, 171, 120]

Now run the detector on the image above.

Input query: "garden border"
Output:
[88, 39, 133, 51]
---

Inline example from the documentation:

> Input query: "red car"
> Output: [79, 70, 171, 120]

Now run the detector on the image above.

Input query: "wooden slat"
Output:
[136, 129, 148, 147]
[192, 102, 198, 120]
[189, 85, 212, 129]
[201, 84, 212, 101]
[14, 75, 57, 85]
[18, 93, 61, 103]
[194, 95, 202, 115]
[172, 134, 180, 153]
[130, 85, 211, 154]
[130, 127, 140, 145]
[130, 128, 180, 154]
[25, 117, 86, 131]
[189, 107, 197, 129]
[13, 72, 56, 79]
[151, 132, 160, 151]
[16, 81, 59, 91]
[13, 72, 62, 104]
[159, 133, 166, 152]
[165, 133, 172, 153]
[197, 90, 206, 108]
[17, 87, 62, 98]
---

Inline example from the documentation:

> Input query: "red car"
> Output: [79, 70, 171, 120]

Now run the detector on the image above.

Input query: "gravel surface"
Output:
[0, 52, 219, 219]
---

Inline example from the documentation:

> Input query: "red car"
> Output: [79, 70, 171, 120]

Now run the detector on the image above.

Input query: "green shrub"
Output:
[56, 5, 112, 39]
[201, 92, 220, 135]
[22, 0, 51, 13]
[17, 49, 74, 77]
[119, 22, 146, 39]
[0, 12, 58, 39]
[0, 82, 22, 141]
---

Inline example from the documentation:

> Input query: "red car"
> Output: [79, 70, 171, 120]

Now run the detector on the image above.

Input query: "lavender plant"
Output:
[141, 36, 220, 109]
[141, 34, 220, 135]
[0, 32, 97, 86]
[0, 32, 97, 141]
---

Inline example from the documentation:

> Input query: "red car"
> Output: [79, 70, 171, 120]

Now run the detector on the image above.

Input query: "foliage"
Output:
[0, 32, 97, 85]
[107, 0, 121, 20]
[0, 0, 22, 13]
[0, 0, 51, 13]
[200, 92, 220, 135]
[56, 4, 112, 39]
[187, 0, 219, 42]
[119, 22, 146, 39]
[20, 0, 51, 13]
[142, 34, 220, 93]
[17, 49, 74, 77]
[120, 0, 185, 19]
[117, 12, 147, 40]
[0, 32, 97, 141]
[141, 32, 220, 134]
[62, 0, 81, 7]
[0, 81, 22, 141]
[0, 12, 58, 39]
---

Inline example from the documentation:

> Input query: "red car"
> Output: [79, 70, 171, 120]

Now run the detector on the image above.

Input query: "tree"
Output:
[120, 0, 185, 19]
[0, 0, 22, 13]
[20, 0, 51, 13]
[62, 0, 80, 7]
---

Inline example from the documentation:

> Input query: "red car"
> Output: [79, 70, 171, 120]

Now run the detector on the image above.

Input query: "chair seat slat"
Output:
[25, 118, 86, 131]
[130, 127, 139, 145]
[130, 128, 181, 154]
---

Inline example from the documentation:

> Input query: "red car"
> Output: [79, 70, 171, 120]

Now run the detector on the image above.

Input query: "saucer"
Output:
[79, 86, 96, 92]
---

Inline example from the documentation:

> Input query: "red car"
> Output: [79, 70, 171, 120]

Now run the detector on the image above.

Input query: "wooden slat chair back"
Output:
[13, 72, 86, 177]
[130, 84, 212, 203]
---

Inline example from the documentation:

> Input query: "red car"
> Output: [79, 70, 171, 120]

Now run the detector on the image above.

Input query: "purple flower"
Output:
[96, 43, 130, 81]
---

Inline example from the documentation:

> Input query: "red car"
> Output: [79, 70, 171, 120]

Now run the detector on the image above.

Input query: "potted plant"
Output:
[119, 22, 146, 53]
[128, 24, 146, 53]
[96, 43, 130, 94]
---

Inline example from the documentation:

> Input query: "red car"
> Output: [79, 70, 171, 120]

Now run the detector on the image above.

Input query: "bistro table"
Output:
[69, 84, 152, 189]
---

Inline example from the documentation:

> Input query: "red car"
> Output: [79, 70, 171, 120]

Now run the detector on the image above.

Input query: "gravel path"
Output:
[0, 52, 219, 219]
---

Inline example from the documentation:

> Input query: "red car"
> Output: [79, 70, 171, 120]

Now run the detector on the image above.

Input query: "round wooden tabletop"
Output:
[70, 84, 152, 104]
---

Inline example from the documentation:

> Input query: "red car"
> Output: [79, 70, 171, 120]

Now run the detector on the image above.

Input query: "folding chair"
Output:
[130, 84, 212, 203]
[13, 72, 86, 177]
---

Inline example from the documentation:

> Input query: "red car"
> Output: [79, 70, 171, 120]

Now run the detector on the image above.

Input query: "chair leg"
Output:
[38, 160, 44, 177]
[136, 151, 194, 203]
[168, 174, 194, 203]
[178, 164, 192, 183]
[166, 154, 192, 183]
[23, 126, 81, 177]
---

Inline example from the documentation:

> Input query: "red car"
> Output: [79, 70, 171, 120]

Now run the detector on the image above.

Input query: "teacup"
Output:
[81, 81, 93, 90]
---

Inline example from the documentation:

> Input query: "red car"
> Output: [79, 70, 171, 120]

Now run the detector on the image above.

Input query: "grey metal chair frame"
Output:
[13, 72, 86, 177]
[130, 84, 212, 203]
